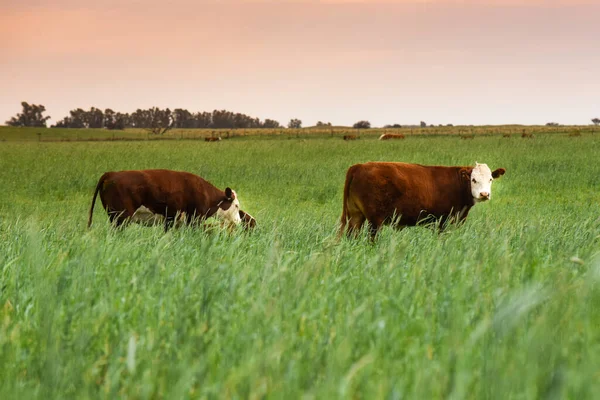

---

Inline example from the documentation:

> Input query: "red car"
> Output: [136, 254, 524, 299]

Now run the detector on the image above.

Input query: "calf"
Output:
[205, 137, 222, 142]
[88, 169, 254, 231]
[340, 162, 506, 239]
[343, 135, 358, 141]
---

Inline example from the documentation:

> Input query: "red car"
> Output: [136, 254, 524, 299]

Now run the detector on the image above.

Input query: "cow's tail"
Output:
[339, 165, 356, 237]
[87, 174, 105, 228]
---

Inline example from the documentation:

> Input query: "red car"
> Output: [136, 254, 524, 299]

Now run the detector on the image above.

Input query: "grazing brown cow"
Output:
[205, 137, 222, 142]
[521, 133, 534, 139]
[88, 169, 254, 231]
[502, 133, 512, 138]
[340, 162, 506, 239]
[343, 135, 358, 141]
[568, 132, 581, 137]
[460, 134, 475, 140]
[379, 133, 405, 140]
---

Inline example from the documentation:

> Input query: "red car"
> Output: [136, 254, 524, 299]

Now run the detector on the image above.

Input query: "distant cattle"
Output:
[379, 133, 405, 140]
[205, 137, 222, 142]
[568, 132, 581, 137]
[88, 169, 255, 231]
[460, 134, 475, 140]
[340, 162, 506, 239]
[343, 135, 358, 141]
[521, 133, 534, 139]
[502, 133, 512, 138]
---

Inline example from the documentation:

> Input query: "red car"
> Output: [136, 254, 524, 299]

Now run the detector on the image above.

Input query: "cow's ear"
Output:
[460, 168, 471, 181]
[492, 168, 506, 179]
[225, 187, 234, 200]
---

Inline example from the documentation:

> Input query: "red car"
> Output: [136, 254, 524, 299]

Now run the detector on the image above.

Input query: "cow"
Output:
[343, 135, 358, 141]
[502, 133, 512, 138]
[460, 134, 475, 140]
[379, 133, 405, 140]
[339, 162, 506, 239]
[205, 137, 222, 142]
[521, 132, 534, 139]
[87, 169, 255, 231]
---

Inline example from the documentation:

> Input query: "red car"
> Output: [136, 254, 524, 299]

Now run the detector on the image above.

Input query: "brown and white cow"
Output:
[379, 133, 405, 140]
[340, 162, 506, 238]
[87, 169, 256, 231]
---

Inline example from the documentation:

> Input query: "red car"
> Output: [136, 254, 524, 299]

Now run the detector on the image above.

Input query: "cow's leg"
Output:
[367, 216, 385, 241]
[164, 216, 175, 232]
[345, 214, 366, 238]
[108, 209, 129, 229]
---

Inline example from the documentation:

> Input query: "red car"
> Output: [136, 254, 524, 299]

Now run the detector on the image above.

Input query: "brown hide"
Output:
[379, 133, 405, 140]
[239, 210, 257, 229]
[343, 135, 358, 141]
[88, 169, 249, 230]
[340, 162, 480, 238]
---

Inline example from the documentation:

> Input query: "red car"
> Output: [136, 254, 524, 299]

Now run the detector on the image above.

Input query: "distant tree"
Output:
[288, 118, 302, 129]
[384, 124, 402, 128]
[592, 118, 600, 126]
[172, 108, 194, 128]
[6, 102, 51, 127]
[546, 122, 560, 127]
[194, 111, 212, 128]
[420, 121, 427, 128]
[85, 107, 104, 129]
[447, 124, 454, 127]
[353, 120, 371, 129]
[103, 109, 128, 130]
[145, 107, 173, 135]
[316, 121, 332, 127]
[262, 119, 280, 128]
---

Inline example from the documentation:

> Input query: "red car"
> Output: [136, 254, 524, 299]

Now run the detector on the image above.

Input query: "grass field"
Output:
[1, 125, 597, 142]
[0, 129, 599, 399]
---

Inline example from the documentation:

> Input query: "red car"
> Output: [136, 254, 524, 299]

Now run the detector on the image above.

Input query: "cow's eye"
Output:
[490, 179, 493, 182]
[472, 178, 477, 183]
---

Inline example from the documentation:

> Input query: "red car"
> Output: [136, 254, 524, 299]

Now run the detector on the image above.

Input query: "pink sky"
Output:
[1, 0, 599, 126]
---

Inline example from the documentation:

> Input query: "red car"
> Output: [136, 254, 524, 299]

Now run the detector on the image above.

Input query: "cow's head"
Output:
[215, 187, 242, 226]
[461, 162, 506, 202]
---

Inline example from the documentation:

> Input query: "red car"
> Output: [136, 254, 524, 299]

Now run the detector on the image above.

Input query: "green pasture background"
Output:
[0, 127, 599, 399]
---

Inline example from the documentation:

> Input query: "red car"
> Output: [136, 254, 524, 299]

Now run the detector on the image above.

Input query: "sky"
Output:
[1, 0, 599, 127]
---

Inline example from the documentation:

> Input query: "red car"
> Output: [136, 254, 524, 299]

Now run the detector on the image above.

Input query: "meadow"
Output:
[0, 128, 599, 399]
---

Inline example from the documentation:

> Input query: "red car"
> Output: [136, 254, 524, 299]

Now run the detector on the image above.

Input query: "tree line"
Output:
[6, 102, 600, 131]
[5, 102, 282, 131]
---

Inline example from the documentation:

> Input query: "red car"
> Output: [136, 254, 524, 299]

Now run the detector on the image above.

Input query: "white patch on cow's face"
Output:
[215, 192, 242, 226]
[470, 162, 494, 202]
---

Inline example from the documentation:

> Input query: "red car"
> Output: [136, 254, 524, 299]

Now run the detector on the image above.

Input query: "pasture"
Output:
[0, 129, 599, 399]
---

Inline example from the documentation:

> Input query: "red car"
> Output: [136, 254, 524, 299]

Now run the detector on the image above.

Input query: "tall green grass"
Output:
[0, 134, 599, 398]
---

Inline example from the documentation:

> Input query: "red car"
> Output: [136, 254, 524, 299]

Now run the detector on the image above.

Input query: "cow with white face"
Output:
[340, 161, 506, 239]
[88, 169, 256, 232]
[468, 162, 503, 202]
